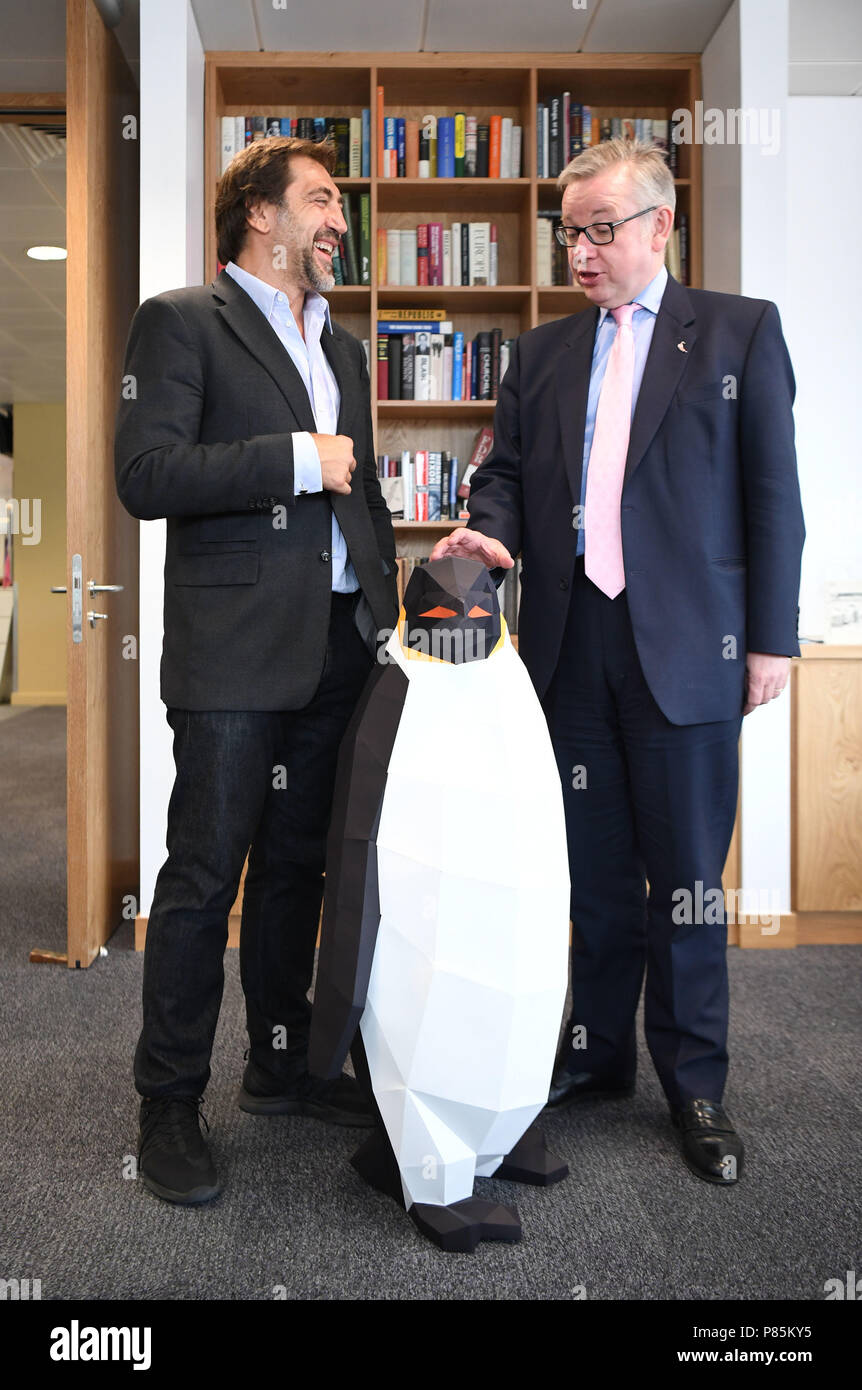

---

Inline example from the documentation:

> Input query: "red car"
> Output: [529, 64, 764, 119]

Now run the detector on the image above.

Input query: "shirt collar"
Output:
[224, 260, 332, 335]
[598, 263, 668, 325]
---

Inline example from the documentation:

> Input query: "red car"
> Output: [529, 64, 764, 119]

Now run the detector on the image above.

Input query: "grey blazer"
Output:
[115, 269, 397, 710]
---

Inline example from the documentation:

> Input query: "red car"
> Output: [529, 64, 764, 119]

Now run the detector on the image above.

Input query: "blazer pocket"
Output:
[173, 552, 260, 586]
[676, 380, 726, 406]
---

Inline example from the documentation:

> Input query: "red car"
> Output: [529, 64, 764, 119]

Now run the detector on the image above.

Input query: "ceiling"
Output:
[0, 0, 859, 403]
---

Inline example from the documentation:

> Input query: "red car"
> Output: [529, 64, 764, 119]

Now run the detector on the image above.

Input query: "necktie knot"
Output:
[611, 302, 636, 328]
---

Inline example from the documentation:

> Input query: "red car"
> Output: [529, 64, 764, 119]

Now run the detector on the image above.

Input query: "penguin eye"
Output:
[419, 605, 457, 618]
[468, 604, 492, 618]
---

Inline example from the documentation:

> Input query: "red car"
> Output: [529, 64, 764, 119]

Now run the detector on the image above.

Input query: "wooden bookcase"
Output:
[204, 51, 702, 561]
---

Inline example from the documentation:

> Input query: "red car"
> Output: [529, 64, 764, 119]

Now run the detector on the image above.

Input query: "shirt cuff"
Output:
[292, 432, 323, 496]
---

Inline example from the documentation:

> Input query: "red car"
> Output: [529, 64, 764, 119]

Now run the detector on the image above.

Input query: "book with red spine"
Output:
[428, 222, 443, 287]
[488, 115, 502, 178]
[414, 449, 429, 522]
[376, 335, 389, 401]
[416, 224, 430, 285]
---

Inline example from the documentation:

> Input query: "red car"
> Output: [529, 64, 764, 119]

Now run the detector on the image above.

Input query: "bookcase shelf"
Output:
[206, 50, 702, 536]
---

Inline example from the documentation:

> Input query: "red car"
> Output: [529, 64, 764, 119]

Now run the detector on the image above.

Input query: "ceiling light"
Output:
[26, 246, 67, 261]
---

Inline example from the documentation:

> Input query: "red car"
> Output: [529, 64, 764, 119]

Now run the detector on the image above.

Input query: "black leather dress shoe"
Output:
[672, 1098, 744, 1184]
[547, 1063, 635, 1108]
[238, 1059, 373, 1127]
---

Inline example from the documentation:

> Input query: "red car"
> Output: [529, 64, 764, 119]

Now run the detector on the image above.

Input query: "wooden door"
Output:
[63, 0, 139, 967]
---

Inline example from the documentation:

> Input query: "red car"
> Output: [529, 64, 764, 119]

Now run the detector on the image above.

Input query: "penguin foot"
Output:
[409, 1197, 521, 1253]
[495, 1125, 569, 1186]
[350, 1126, 406, 1206]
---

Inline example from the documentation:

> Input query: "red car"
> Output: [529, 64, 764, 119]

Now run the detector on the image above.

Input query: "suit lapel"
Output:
[320, 323, 354, 434]
[212, 269, 317, 432]
[557, 305, 599, 508]
[624, 275, 696, 484]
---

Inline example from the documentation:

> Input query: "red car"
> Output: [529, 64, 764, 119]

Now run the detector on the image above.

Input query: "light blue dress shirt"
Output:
[577, 264, 668, 556]
[224, 260, 358, 593]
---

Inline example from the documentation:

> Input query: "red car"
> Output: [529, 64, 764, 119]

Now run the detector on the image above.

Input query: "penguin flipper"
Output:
[308, 659, 409, 1081]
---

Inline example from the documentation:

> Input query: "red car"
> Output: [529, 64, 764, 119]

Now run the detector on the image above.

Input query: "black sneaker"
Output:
[237, 1059, 373, 1127]
[138, 1096, 220, 1205]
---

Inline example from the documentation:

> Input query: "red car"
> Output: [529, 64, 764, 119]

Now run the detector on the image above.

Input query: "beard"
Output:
[274, 203, 336, 293]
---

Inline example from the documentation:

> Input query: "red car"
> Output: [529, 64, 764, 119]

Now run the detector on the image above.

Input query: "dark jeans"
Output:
[134, 593, 373, 1099]
[543, 559, 742, 1109]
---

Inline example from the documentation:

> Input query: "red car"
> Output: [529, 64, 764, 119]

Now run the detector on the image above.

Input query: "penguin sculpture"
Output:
[309, 556, 571, 1252]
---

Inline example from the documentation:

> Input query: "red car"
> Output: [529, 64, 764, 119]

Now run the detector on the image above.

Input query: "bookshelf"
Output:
[205, 51, 702, 557]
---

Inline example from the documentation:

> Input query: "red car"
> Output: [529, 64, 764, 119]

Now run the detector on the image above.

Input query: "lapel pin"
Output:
[677, 340, 688, 353]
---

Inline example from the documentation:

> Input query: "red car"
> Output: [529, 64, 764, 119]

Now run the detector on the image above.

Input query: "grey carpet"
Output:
[0, 707, 860, 1300]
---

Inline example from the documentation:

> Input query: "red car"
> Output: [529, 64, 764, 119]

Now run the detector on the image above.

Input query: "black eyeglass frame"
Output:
[554, 205, 659, 247]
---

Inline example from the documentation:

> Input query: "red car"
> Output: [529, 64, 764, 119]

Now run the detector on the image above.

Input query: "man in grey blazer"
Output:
[115, 137, 397, 1205]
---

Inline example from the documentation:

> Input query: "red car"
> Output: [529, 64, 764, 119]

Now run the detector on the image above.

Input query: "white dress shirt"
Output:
[225, 260, 358, 592]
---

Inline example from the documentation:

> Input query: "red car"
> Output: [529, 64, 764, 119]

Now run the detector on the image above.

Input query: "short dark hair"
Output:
[215, 136, 337, 266]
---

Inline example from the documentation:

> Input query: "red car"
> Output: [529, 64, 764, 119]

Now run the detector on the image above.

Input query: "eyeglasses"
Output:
[554, 206, 658, 247]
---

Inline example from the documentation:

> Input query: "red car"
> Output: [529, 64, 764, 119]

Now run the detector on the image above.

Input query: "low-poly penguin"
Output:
[309, 556, 571, 1252]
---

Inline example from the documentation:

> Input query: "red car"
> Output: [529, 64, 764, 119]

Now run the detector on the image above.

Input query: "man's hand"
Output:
[743, 652, 791, 715]
[430, 527, 514, 570]
[312, 433, 356, 495]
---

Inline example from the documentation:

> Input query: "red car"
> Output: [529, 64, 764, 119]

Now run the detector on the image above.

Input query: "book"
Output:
[428, 451, 442, 520]
[419, 127, 431, 178]
[416, 224, 429, 285]
[437, 117, 455, 178]
[405, 119, 419, 177]
[349, 116, 361, 177]
[376, 86, 385, 176]
[385, 228, 401, 286]
[428, 222, 443, 286]
[457, 424, 494, 499]
[414, 449, 429, 521]
[454, 113, 466, 177]
[422, 114, 437, 177]
[414, 333, 432, 400]
[468, 222, 490, 286]
[359, 193, 371, 285]
[401, 333, 415, 400]
[400, 228, 417, 287]
[429, 335, 444, 398]
[334, 117, 350, 177]
[376, 335, 389, 400]
[451, 222, 461, 286]
[511, 125, 522, 178]
[465, 116, 478, 176]
[388, 334, 403, 400]
[490, 223, 498, 287]
[361, 107, 371, 177]
[489, 115, 502, 178]
[476, 123, 490, 177]
[452, 331, 464, 401]
[476, 331, 493, 400]
[341, 191, 359, 283]
[384, 116, 397, 177]
[500, 117, 512, 179]
[442, 228, 451, 287]
[376, 307, 448, 320]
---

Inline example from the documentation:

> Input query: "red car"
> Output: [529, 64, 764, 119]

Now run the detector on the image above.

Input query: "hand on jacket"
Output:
[312, 433, 356, 494]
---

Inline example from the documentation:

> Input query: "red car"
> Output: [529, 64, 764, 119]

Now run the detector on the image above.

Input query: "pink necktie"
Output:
[584, 302, 636, 599]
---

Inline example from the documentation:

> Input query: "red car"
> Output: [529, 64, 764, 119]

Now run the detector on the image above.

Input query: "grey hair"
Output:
[557, 137, 676, 214]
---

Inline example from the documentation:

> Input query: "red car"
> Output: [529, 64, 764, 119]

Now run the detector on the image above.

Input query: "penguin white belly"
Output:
[360, 633, 570, 1210]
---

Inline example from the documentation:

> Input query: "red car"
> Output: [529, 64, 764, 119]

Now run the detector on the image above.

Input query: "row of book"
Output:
[378, 223, 499, 288]
[379, 109, 522, 179]
[377, 326, 513, 402]
[536, 210, 690, 286]
[395, 555, 522, 634]
[220, 114, 371, 177]
[378, 425, 493, 521]
[536, 104, 679, 179]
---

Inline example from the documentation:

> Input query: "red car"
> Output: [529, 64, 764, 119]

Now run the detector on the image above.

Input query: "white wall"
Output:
[138, 0, 204, 916]
[784, 97, 862, 641]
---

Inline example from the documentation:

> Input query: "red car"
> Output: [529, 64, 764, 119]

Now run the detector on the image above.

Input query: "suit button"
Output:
[559, 578, 569, 591]
[320, 550, 331, 562]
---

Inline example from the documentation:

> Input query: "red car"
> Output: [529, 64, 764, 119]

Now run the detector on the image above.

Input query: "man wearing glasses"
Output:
[432, 138, 804, 1184]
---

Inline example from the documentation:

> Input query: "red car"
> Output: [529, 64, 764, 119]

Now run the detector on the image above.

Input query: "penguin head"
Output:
[400, 556, 501, 665]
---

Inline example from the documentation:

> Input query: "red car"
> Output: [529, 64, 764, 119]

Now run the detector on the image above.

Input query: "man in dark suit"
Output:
[115, 138, 397, 1204]
[432, 139, 804, 1183]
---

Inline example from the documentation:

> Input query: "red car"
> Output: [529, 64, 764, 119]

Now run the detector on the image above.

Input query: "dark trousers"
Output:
[542, 559, 741, 1109]
[134, 592, 373, 1099]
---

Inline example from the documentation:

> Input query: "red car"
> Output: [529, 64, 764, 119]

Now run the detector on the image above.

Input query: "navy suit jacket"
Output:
[468, 275, 805, 725]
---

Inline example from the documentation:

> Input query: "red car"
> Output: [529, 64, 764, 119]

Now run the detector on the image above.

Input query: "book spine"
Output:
[582, 104, 593, 147]
[388, 334, 402, 401]
[377, 227, 387, 283]
[385, 228, 401, 286]
[422, 113, 437, 177]
[488, 115, 502, 178]
[549, 96, 561, 177]
[384, 116, 397, 177]
[469, 222, 489, 286]
[414, 333, 432, 401]
[562, 92, 571, 165]
[401, 333, 415, 400]
[451, 222, 461, 286]
[428, 451, 442, 520]
[477, 331, 492, 400]
[375, 321, 452, 334]
[400, 228, 417, 287]
[376, 308, 447, 321]
[461, 222, 469, 285]
[414, 450, 429, 522]
[465, 116, 478, 176]
[429, 222, 443, 287]
[376, 86, 385, 176]
[418, 127, 430, 178]
[429, 335, 444, 399]
[442, 228, 451, 287]
[452, 331, 464, 402]
[341, 191, 359, 283]
[454, 112, 466, 176]
[405, 119, 419, 178]
[489, 223, 498, 287]
[441, 452, 451, 520]
[511, 125, 522, 178]
[437, 117, 455, 177]
[349, 116, 361, 177]
[334, 118, 350, 178]
[401, 451, 414, 522]
[500, 117, 512, 179]
[416, 223, 429, 285]
[536, 103, 545, 177]
[396, 117, 406, 178]
[361, 107, 371, 177]
[376, 335, 389, 400]
[491, 325, 502, 399]
[359, 193, 371, 285]
[476, 123, 490, 177]
[448, 454, 459, 517]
